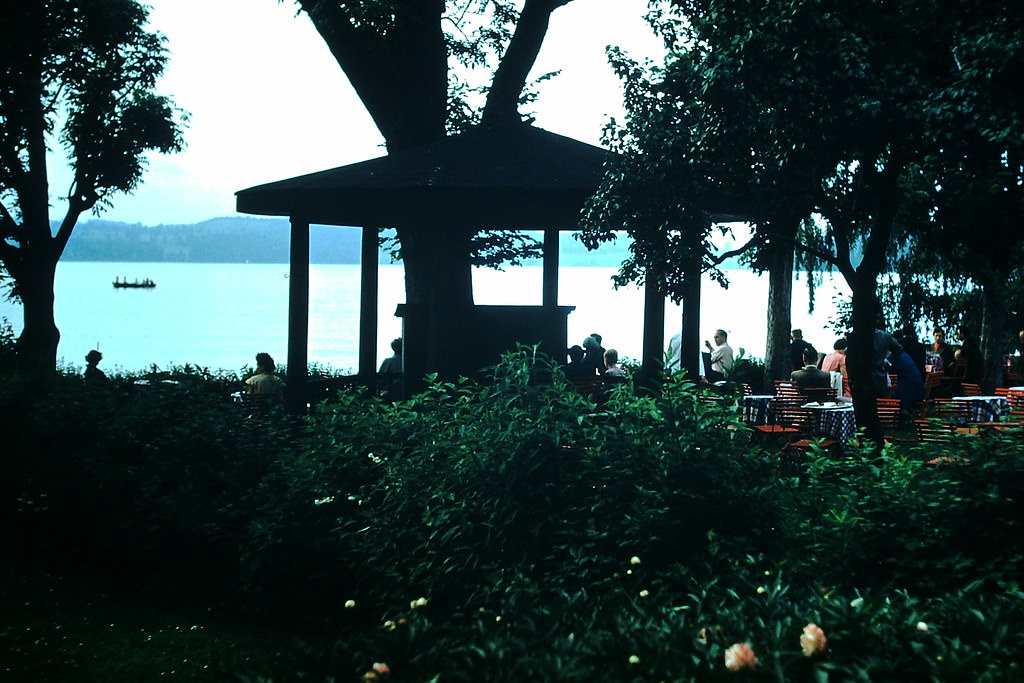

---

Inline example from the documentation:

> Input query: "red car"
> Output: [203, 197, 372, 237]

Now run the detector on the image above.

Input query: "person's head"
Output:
[603, 348, 619, 368]
[791, 329, 803, 340]
[957, 325, 971, 342]
[567, 345, 584, 363]
[834, 339, 847, 353]
[390, 338, 402, 355]
[714, 329, 728, 345]
[590, 332, 603, 345]
[934, 328, 946, 345]
[85, 350, 102, 366]
[802, 347, 818, 366]
[583, 336, 598, 351]
[255, 352, 275, 373]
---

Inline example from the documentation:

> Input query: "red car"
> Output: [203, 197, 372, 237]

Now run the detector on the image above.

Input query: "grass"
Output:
[0, 560, 298, 682]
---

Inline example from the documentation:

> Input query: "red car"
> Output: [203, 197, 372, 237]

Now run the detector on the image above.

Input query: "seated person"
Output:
[603, 348, 628, 380]
[245, 352, 283, 397]
[821, 339, 847, 376]
[84, 349, 110, 385]
[377, 338, 403, 401]
[791, 347, 831, 389]
[582, 336, 605, 376]
[890, 348, 924, 408]
[564, 344, 592, 380]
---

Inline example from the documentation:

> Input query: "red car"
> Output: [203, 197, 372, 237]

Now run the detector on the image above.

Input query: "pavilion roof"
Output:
[235, 122, 610, 229]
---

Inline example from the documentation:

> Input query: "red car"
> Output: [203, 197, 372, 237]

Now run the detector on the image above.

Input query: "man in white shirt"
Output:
[704, 329, 734, 382]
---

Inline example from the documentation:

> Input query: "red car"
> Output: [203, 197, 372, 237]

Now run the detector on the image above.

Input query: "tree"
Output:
[582, 0, 1023, 443]
[0, 0, 184, 375]
[292, 0, 573, 378]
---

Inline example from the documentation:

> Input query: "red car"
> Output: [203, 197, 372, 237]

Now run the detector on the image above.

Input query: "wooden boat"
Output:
[113, 277, 156, 288]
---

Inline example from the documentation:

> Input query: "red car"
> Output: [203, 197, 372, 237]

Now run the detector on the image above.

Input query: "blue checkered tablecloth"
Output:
[741, 395, 775, 425]
[952, 396, 1010, 423]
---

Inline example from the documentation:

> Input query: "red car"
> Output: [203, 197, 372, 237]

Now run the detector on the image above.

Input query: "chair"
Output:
[752, 397, 805, 445]
[960, 382, 982, 396]
[741, 383, 754, 396]
[876, 398, 901, 440]
[922, 372, 943, 401]
[800, 386, 837, 403]
[914, 418, 957, 444]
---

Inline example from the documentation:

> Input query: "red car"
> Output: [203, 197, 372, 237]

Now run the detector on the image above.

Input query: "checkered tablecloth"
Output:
[741, 395, 775, 425]
[952, 396, 1010, 423]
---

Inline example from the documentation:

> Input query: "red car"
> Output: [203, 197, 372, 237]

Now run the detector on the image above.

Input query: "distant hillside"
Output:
[58, 217, 647, 267]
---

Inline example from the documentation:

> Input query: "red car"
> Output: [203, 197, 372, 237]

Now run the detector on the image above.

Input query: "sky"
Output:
[52, 0, 668, 226]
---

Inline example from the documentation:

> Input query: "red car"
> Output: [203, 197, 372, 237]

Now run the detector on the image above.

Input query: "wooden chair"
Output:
[923, 372, 943, 401]
[876, 398, 901, 440]
[960, 382, 982, 396]
[800, 386, 837, 403]
[741, 383, 754, 396]
[752, 397, 806, 445]
[914, 418, 957, 444]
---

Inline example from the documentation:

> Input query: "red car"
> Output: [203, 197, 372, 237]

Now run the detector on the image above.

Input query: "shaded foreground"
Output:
[3, 350, 1023, 681]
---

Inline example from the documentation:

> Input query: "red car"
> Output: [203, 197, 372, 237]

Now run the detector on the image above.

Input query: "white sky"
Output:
[52, 0, 667, 226]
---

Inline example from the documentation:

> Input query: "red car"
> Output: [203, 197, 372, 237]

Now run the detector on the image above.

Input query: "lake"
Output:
[0, 262, 850, 373]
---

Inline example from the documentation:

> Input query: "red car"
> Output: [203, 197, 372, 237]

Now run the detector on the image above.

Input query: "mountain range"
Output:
[60, 217, 640, 267]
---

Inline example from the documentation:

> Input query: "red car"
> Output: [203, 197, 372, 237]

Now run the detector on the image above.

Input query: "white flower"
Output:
[639, 589, 650, 598]
[410, 597, 428, 609]
[630, 556, 642, 565]
[917, 621, 929, 632]
[344, 599, 356, 609]
[628, 654, 640, 665]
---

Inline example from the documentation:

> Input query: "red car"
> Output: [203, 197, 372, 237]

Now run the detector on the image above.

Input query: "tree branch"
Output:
[707, 233, 759, 266]
[482, 0, 572, 125]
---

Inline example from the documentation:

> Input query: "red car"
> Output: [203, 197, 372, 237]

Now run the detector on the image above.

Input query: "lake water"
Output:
[0, 262, 850, 374]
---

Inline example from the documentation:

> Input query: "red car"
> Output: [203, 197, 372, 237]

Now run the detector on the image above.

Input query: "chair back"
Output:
[800, 386, 837, 403]
[960, 382, 982, 396]
[914, 419, 956, 444]
[876, 398, 901, 437]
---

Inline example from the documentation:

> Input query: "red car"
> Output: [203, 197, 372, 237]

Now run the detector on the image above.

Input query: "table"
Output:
[804, 404, 858, 447]
[741, 395, 774, 425]
[952, 396, 1010, 423]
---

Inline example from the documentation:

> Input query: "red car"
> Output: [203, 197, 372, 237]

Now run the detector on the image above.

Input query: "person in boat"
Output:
[245, 352, 283, 399]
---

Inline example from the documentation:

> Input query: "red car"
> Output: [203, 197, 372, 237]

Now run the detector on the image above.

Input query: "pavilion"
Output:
[235, 122, 684, 408]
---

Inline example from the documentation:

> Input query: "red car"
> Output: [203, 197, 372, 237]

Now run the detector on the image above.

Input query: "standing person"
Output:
[703, 329, 734, 382]
[789, 329, 814, 371]
[378, 338, 403, 401]
[890, 347, 924, 409]
[84, 349, 109, 385]
[932, 327, 956, 374]
[895, 324, 926, 381]
[821, 339, 848, 377]
[245, 352, 283, 397]
[665, 331, 683, 373]
[791, 347, 831, 388]
[955, 326, 984, 385]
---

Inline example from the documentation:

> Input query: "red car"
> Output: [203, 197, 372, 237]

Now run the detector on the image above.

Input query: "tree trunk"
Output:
[15, 255, 60, 378]
[980, 281, 1005, 393]
[763, 224, 796, 389]
[847, 278, 883, 446]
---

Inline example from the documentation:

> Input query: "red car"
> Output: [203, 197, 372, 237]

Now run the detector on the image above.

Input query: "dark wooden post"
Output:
[286, 217, 310, 413]
[639, 276, 666, 392]
[680, 256, 703, 379]
[359, 226, 379, 392]
[542, 227, 559, 308]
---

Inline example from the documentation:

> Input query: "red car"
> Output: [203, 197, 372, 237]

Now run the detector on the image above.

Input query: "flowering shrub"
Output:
[3, 348, 1024, 680]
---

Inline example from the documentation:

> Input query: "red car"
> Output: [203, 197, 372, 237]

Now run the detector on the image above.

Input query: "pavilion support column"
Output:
[639, 276, 665, 393]
[286, 217, 310, 414]
[542, 227, 559, 308]
[359, 226, 379, 393]
[679, 260, 702, 380]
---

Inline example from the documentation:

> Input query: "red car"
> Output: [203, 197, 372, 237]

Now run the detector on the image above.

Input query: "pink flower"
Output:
[724, 642, 758, 671]
[800, 623, 827, 656]
[373, 662, 391, 674]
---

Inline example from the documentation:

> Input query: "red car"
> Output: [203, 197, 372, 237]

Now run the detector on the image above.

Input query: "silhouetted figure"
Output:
[245, 352, 283, 398]
[871, 330, 904, 397]
[789, 329, 814, 371]
[582, 335, 605, 376]
[378, 338, 403, 401]
[84, 350, 109, 385]
[894, 324, 926, 381]
[955, 325, 984, 385]
[791, 347, 830, 388]
[564, 344, 590, 380]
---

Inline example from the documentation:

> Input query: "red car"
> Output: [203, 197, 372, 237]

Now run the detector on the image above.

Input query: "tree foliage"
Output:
[582, 0, 1024, 438]
[0, 0, 184, 372]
